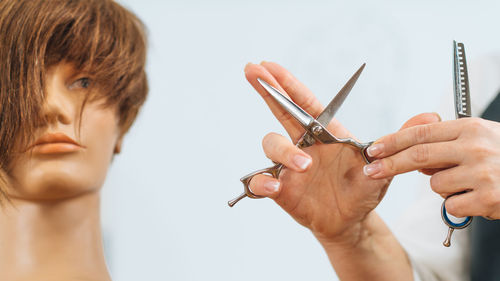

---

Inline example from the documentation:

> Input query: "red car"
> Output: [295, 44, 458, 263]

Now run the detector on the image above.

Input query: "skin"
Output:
[0, 63, 123, 281]
[244, 61, 440, 280]
[364, 117, 500, 219]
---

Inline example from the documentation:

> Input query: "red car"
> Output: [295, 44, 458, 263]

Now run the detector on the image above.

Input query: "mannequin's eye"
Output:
[69, 77, 91, 90]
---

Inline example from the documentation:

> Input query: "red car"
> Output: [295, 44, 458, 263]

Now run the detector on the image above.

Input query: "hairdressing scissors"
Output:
[228, 64, 373, 207]
[441, 41, 473, 247]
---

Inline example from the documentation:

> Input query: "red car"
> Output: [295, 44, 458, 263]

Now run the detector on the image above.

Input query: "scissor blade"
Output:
[257, 78, 315, 128]
[316, 63, 365, 127]
[453, 41, 471, 118]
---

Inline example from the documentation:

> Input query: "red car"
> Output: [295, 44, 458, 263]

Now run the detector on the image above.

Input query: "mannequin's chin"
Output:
[7, 155, 110, 201]
[8, 173, 103, 201]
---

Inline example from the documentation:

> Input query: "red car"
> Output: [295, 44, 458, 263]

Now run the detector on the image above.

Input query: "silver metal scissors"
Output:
[441, 41, 473, 247]
[228, 64, 373, 207]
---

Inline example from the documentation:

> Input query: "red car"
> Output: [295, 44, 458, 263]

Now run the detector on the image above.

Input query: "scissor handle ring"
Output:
[228, 163, 284, 207]
[240, 163, 282, 198]
[441, 199, 472, 229]
[360, 141, 374, 164]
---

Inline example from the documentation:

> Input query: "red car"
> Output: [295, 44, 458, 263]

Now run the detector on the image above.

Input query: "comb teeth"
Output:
[457, 43, 469, 115]
[453, 41, 471, 118]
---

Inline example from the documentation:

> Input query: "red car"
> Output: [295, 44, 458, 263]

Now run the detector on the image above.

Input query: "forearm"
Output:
[315, 212, 413, 281]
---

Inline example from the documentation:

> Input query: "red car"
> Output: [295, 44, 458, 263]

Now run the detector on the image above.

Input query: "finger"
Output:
[430, 166, 475, 195]
[445, 191, 485, 218]
[245, 63, 308, 140]
[366, 112, 441, 158]
[248, 174, 281, 199]
[260, 61, 323, 119]
[367, 119, 462, 159]
[366, 112, 441, 159]
[262, 61, 351, 138]
[262, 132, 312, 172]
[399, 112, 441, 130]
[363, 141, 463, 178]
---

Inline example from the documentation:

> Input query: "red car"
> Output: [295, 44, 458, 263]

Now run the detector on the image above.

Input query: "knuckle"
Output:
[455, 141, 468, 163]
[477, 166, 495, 184]
[281, 76, 296, 94]
[410, 144, 430, 164]
[414, 125, 431, 143]
[470, 140, 492, 160]
[385, 133, 399, 152]
[483, 195, 500, 218]
[274, 109, 295, 128]
[382, 157, 395, 174]
[465, 118, 486, 135]
[301, 94, 316, 112]
[484, 211, 496, 219]
[480, 188, 499, 209]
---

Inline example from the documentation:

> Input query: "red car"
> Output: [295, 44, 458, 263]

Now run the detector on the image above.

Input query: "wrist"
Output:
[313, 211, 381, 251]
[313, 211, 413, 280]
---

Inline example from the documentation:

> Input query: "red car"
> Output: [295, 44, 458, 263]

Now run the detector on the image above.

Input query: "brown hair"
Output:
[0, 0, 148, 202]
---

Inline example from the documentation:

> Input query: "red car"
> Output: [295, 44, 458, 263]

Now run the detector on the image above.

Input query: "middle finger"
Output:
[430, 165, 475, 197]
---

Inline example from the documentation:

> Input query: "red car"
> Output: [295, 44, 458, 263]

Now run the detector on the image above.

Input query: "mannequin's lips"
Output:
[29, 133, 84, 154]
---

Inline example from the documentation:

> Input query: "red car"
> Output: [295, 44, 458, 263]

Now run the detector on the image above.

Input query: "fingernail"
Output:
[367, 143, 384, 157]
[363, 161, 382, 176]
[264, 179, 280, 193]
[244, 62, 252, 72]
[433, 112, 442, 121]
[293, 154, 312, 170]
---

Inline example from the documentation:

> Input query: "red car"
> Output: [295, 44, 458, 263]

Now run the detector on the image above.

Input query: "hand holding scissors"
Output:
[228, 63, 373, 207]
[228, 62, 436, 242]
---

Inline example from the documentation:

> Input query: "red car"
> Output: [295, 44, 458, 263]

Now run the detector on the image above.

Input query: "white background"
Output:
[101, 1, 500, 280]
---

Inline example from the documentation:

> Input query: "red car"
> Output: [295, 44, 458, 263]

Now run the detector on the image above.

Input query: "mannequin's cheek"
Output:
[83, 139, 117, 186]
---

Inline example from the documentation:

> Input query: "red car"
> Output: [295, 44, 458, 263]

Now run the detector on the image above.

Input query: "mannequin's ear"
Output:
[114, 137, 123, 154]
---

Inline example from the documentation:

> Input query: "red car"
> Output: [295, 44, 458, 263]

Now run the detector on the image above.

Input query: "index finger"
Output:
[369, 119, 463, 158]
[245, 62, 324, 142]
[261, 61, 352, 139]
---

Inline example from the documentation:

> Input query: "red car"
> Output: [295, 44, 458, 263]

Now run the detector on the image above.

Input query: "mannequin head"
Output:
[0, 0, 148, 201]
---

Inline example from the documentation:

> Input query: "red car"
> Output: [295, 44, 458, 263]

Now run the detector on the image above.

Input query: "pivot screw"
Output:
[312, 125, 323, 136]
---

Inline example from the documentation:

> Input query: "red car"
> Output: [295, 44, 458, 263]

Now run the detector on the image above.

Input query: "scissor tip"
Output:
[257, 78, 269, 88]
[353, 63, 366, 76]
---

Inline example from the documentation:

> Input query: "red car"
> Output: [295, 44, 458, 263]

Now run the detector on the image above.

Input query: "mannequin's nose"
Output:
[41, 80, 73, 126]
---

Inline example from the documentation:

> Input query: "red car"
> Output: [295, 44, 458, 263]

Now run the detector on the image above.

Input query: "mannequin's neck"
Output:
[0, 191, 111, 281]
